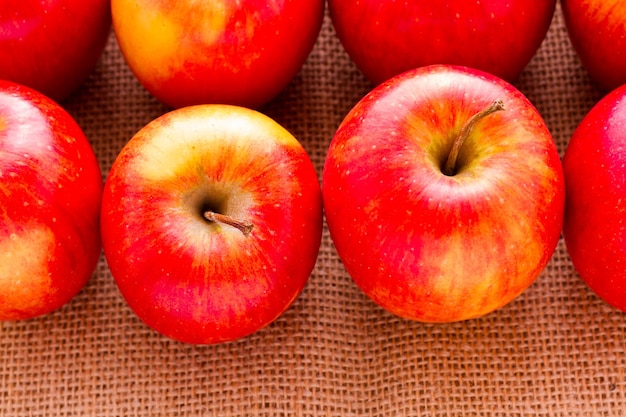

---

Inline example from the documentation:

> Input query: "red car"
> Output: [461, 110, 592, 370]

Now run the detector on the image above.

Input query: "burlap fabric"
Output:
[2, 3, 624, 416]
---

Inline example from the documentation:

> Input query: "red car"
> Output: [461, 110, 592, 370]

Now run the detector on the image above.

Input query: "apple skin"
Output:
[111, 0, 325, 109]
[328, 0, 556, 85]
[101, 104, 323, 344]
[0, 80, 103, 320]
[322, 65, 565, 322]
[563, 84, 626, 312]
[0, 0, 112, 103]
[561, 0, 626, 92]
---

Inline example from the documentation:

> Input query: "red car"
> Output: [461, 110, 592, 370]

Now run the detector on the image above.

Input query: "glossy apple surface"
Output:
[561, 0, 626, 92]
[0, 80, 103, 320]
[322, 65, 565, 322]
[101, 104, 323, 344]
[328, 0, 556, 85]
[563, 84, 626, 311]
[111, 0, 325, 109]
[0, 0, 111, 102]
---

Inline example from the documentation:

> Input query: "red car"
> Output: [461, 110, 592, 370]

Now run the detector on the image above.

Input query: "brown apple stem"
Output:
[204, 211, 254, 237]
[442, 99, 505, 176]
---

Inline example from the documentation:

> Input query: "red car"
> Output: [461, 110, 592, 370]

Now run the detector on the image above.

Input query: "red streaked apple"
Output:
[101, 104, 323, 344]
[561, 0, 626, 92]
[328, 0, 556, 85]
[0, 80, 103, 320]
[0, 0, 111, 102]
[111, 0, 325, 109]
[322, 65, 565, 322]
[563, 84, 626, 312]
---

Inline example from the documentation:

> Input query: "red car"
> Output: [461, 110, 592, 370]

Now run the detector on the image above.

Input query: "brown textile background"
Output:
[2, 3, 624, 416]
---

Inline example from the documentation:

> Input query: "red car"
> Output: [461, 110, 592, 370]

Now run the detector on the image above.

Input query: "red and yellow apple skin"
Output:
[561, 0, 626, 92]
[328, 0, 556, 85]
[101, 105, 323, 344]
[0, 81, 103, 320]
[563, 85, 626, 312]
[111, 0, 325, 109]
[322, 65, 565, 322]
[0, 0, 111, 102]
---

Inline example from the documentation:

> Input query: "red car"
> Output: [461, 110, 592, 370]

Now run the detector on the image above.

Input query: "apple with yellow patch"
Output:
[111, 0, 325, 109]
[101, 104, 323, 344]
[0, 80, 103, 320]
[323, 65, 565, 322]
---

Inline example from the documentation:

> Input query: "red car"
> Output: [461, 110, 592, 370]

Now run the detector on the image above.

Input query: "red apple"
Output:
[111, 0, 325, 109]
[0, 0, 112, 102]
[101, 104, 323, 344]
[328, 0, 556, 85]
[563, 84, 626, 312]
[322, 65, 565, 322]
[561, 0, 626, 92]
[0, 80, 102, 320]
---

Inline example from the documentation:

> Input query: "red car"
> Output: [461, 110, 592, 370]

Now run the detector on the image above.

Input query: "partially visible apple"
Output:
[322, 65, 565, 322]
[101, 104, 323, 344]
[0, 80, 103, 320]
[563, 84, 626, 312]
[328, 0, 556, 85]
[111, 0, 325, 109]
[561, 0, 626, 92]
[0, 0, 111, 102]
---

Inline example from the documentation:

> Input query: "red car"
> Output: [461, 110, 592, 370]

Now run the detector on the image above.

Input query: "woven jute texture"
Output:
[2, 3, 625, 416]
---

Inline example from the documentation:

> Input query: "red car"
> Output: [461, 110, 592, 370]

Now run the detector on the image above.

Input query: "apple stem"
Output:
[442, 99, 505, 176]
[204, 211, 254, 237]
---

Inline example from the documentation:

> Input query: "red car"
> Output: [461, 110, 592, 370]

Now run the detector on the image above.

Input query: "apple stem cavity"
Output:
[442, 99, 505, 176]
[204, 211, 254, 237]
